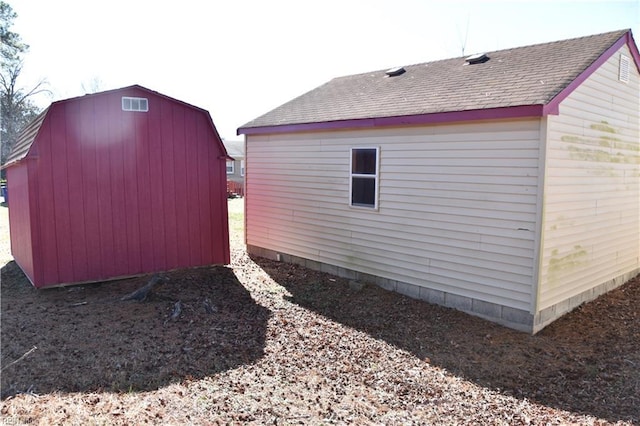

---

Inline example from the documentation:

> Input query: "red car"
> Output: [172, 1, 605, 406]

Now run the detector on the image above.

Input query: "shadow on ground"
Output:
[252, 256, 640, 424]
[1, 261, 270, 396]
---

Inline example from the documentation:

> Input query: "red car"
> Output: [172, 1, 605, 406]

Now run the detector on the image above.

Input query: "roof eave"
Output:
[545, 30, 638, 114]
[239, 30, 639, 138]
[0, 158, 20, 171]
[238, 104, 546, 136]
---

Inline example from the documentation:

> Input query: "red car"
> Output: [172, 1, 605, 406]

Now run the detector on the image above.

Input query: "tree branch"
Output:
[1, 346, 37, 372]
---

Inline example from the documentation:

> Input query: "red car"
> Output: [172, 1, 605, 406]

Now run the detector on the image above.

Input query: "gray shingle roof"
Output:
[3, 108, 48, 167]
[239, 29, 630, 132]
[223, 140, 245, 158]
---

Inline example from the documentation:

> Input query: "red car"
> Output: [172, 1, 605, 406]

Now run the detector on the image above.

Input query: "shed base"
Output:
[10, 261, 228, 289]
[248, 245, 640, 335]
[532, 267, 640, 334]
[247, 245, 535, 333]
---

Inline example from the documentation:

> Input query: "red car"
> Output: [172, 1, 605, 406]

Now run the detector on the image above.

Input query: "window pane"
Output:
[132, 98, 140, 110]
[351, 177, 376, 206]
[122, 98, 131, 110]
[352, 148, 377, 174]
[140, 98, 148, 111]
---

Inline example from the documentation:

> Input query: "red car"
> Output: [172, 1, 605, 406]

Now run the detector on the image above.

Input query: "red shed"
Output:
[1, 85, 231, 288]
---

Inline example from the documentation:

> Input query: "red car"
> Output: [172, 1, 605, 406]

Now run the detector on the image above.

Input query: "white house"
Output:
[237, 29, 640, 333]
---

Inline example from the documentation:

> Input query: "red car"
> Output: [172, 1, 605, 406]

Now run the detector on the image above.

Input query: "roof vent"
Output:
[465, 53, 489, 64]
[619, 54, 630, 83]
[385, 66, 406, 77]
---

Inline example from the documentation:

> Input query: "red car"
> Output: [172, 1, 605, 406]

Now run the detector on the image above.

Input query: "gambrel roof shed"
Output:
[238, 30, 640, 333]
[3, 85, 231, 288]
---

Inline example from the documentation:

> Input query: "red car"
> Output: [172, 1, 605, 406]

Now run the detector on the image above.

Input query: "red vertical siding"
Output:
[7, 164, 35, 283]
[122, 108, 142, 274]
[65, 100, 90, 282]
[94, 94, 116, 279]
[216, 150, 231, 264]
[9, 86, 229, 287]
[80, 97, 103, 281]
[197, 117, 213, 262]
[32, 116, 59, 285]
[184, 112, 200, 265]
[49, 105, 75, 283]
[160, 100, 179, 269]
[172, 104, 190, 267]
[108, 95, 130, 274]
[147, 100, 167, 270]
[135, 109, 154, 273]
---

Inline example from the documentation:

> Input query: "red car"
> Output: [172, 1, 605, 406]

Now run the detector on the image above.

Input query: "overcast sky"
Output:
[8, 0, 640, 140]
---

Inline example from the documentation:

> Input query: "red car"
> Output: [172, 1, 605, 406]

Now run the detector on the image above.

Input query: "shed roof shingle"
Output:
[239, 29, 635, 134]
[223, 140, 245, 158]
[4, 109, 48, 166]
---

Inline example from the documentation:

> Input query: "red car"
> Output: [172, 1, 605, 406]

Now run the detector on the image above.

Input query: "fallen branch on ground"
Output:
[121, 274, 168, 302]
[2, 346, 37, 372]
[165, 300, 182, 325]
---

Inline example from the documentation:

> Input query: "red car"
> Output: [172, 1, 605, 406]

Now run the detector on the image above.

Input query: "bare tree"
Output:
[0, 1, 50, 171]
[1, 61, 48, 161]
[81, 76, 104, 94]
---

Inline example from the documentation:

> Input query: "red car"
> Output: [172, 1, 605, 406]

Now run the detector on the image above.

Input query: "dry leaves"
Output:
[1, 199, 638, 425]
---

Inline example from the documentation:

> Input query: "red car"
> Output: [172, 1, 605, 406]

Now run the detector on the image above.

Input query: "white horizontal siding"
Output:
[246, 119, 541, 311]
[539, 45, 640, 310]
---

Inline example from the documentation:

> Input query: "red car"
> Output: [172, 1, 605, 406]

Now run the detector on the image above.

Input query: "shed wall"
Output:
[25, 88, 229, 287]
[6, 163, 35, 282]
[246, 119, 541, 312]
[540, 44, 640, 310]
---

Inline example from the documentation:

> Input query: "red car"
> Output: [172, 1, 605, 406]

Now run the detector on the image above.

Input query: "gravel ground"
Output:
[1, 199, 639, 425]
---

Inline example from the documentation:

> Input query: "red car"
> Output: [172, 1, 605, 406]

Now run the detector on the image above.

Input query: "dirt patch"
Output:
[1, 263, 269, 396]
[1, 199, 639, 424]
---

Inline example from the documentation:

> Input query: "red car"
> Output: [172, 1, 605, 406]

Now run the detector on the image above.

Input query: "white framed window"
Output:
[226, 160, 235, 174]
[619, 54, 630, 83]
[240, 160, 245, 177]
[122, 97, 149, 112]
[350, 147, 379, 209]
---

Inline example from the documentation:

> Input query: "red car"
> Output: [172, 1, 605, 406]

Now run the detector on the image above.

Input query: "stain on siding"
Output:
[567, 146, 638, 164]
[547, 245, 589, 285]
[589, 121, 616, 133]
[540, 44, 639, 311]
[599, 136, 639, 151]
[561, 123, 640, 164]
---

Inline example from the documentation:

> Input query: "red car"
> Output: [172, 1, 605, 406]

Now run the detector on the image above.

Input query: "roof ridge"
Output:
[367, 28, 631, 74]
[237, 28, 636, 134]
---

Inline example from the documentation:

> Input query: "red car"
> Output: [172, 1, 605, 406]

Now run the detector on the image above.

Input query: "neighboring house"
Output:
[223, 139, 245, 197]
[1, 85, 231, 288]
[224, 140, 245, 183]
[238, 29, 640, 333]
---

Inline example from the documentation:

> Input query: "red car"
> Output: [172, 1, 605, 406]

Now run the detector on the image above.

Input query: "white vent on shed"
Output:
[122, 97, 149, 112]
[619, 54, 630, 83]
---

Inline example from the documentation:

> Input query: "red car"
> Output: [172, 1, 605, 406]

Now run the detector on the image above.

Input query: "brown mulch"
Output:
[1, 200, 639, 425]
